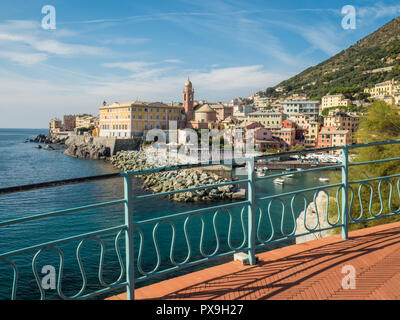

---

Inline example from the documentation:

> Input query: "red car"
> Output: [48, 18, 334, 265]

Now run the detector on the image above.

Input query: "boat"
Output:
[256, 171, 266, 177]
[274, 178, 285, 185]
[296, 168, 302, 171]
[319, 177, 330, 182]
[286, 174, 294, 178]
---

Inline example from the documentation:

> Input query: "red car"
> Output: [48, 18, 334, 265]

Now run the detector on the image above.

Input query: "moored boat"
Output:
[274, 178, 285, 185]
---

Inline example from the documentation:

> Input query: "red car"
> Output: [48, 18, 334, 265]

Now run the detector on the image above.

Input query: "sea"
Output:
[0, 128, 330, 299]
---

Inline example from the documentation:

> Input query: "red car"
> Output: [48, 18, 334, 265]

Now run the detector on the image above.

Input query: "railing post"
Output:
[123, 173, 135, 300]
[341, 147, 349, 240]
[247, 158, 256, 265]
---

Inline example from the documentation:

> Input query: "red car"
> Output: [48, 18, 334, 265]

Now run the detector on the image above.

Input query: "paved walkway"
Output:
[108, 222, 400, 300]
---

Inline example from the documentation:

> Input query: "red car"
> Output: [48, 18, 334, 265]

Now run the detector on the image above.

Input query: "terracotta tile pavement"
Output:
[107, 222, 400, 300]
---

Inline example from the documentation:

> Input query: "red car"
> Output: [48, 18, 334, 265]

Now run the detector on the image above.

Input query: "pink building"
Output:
[254, 127, 273, 140]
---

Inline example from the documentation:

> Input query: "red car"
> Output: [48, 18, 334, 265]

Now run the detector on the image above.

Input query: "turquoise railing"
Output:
[1, 140, 400, 299]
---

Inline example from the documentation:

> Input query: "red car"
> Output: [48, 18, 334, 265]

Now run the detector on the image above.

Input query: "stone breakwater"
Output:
[111, 150, 239, 202]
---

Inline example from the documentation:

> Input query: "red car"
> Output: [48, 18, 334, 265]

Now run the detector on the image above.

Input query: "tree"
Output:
[329, 101, 400, 232]
[265, 87, 275, 96]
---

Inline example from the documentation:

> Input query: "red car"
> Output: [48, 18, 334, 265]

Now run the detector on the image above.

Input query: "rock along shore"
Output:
[63, 135, 111, 160]
[111, 150, 240, 203]
[29, 134, 67, 145]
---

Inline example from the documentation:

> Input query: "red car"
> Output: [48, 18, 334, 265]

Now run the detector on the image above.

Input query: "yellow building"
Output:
[49, 118, 62, 134]
[304, 120, 320, 148]
[323, 110, 359, 133]
[321, 94, 351, 111]
[75, 115, 99, 129]
[246, 110, 285, 129]
[364, 79, 400, 97]
[288, 113, 308, 129]
[253, 96, 276, 108]
[99, 101, 184, 138]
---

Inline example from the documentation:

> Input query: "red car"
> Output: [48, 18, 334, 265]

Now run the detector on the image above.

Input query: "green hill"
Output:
[264, 16, 400, 99]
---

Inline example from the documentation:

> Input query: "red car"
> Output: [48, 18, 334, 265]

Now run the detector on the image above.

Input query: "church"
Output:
[182, 78, 218, 129]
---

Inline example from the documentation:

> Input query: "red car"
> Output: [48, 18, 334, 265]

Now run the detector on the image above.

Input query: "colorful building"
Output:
[323, 110, 359, 133]
[209, 103, 233, 122]
[271, 120, 297, 150]
[75, 115, 99, 129]
[246, 110, 285, 129]
[281, 99, 320, 120]
[49, 118, 62, 134]
[317, 126, 352, 153]
[364, 79, 400, 98]
[63, 115, 76, 131]
[321, 94, 351, 111]
[304, 120, 320, 148]
[99, 101, 184, 138]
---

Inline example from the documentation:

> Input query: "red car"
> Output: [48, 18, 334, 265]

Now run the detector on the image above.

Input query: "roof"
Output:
[101, 101, 183, 109]
[222, 116, 239, 123]
[209, 103, 225, 109]
[195, 104, 216, 113]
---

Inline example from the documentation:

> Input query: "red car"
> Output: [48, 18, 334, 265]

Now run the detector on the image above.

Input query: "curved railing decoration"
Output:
[134, 203, 248, 280]
[0, 259, 18, 300]
[2, 140, 400, 299]
[350, 177, 400, 223]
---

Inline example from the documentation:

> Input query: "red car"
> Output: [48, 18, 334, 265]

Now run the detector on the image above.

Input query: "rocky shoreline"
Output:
[63, 135, 111, 160]
[111, 150, 243, 202]
[29, 134, 67, 145]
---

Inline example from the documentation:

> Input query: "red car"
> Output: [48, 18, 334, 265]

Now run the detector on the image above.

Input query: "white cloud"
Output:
[0, 51, 47, 65]
[103, 61, 155, 72]
[358, 3, 400, 19]
[89, 64, 290, 103]
[0, 20, 110, 65]
[163, 59, 182, 64]
[99, 37, 150, 45]
[297, 26, 342, 56]
[0, 63, 289, 128]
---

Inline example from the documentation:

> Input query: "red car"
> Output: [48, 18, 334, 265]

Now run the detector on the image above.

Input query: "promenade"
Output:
[109, 222, 400, 300]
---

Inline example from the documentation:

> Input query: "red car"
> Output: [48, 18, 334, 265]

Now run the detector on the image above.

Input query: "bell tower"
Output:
[183, 77, 194, 122]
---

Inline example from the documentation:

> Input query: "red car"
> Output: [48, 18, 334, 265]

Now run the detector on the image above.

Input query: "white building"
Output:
[281, 99, 320, 120]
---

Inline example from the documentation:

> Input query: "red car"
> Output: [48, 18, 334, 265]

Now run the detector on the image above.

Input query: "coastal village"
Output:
[48, 78, 400, 156]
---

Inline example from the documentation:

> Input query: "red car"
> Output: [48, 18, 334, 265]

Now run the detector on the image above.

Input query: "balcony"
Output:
[1, 140, 400, 300]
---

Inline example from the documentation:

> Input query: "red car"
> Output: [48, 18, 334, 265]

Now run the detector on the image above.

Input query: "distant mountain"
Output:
[264, 16, 400, 99]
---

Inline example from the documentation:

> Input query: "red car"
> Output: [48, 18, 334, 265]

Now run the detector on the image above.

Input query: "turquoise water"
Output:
[0, 128, 331, 299]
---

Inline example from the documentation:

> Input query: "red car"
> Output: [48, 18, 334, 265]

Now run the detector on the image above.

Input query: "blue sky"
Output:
[1, 0, 400, 128]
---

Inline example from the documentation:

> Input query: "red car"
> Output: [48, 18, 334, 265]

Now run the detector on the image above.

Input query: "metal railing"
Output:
[1, 140, 400, 299]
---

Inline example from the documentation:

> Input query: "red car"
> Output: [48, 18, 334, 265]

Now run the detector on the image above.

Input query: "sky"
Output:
[0, 0, 400, 128]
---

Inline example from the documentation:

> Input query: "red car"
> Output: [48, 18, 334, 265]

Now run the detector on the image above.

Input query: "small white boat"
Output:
[319, 177, 330, 182]
[257, 171, 266, 177]
[296, 168, 302, 171]
[274, 178, 285, 185]
[286, 174, 294, 178]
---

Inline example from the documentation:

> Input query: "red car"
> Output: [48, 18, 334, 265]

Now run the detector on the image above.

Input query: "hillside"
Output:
[265, 16, 400, 99]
